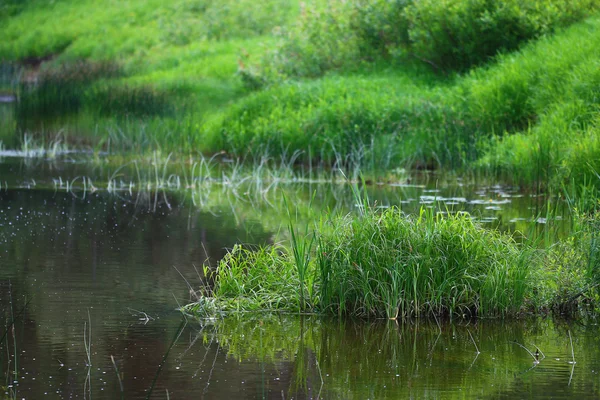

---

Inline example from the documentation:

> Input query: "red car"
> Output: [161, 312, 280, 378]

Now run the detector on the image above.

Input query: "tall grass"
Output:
[188, 205, 534, 319]
[317, 207, 531, 318]
[470, 17, 600, 192]
[200, 73, 471, 170]
[284, 195, 317, 310]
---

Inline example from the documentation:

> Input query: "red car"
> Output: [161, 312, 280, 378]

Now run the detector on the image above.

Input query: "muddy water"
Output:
[0, 157, 595, 399]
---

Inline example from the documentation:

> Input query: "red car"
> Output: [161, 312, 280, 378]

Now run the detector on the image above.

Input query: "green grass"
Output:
[317, 207, 531, 318]
[200, 71, 461, 168]
[201, 13, 600, 197]
[186, 200, 600, 319]
[3, 0, 600, 202]
[0, 0, 302, 131]
[189, 205, 535, 319]
[467, 16, 600, 193]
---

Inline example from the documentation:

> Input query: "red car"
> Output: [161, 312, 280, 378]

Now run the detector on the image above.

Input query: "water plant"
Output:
[185, 203, 535, 319]
[317, 207, 531, 318]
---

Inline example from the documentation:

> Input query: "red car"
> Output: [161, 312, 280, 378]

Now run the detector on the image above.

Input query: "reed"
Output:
[110, 355, 124, 400]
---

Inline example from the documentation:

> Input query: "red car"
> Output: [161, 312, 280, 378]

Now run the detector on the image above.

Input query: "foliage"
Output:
[204, 15, 600, 180]
[4, 0, 600, 200]
[317, 207, 531, 318]
[192, 206, 534, 319]
[261, 0, 600, 79]
[266, 1, 360, 79]
[532, 211, 600, 314]
[400, 0, 599, 72]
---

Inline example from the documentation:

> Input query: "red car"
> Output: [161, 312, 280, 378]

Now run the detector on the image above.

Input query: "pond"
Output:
[0, 155, 596, 399]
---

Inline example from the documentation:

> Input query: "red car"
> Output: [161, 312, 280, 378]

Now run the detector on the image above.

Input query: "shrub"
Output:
[401, 0, 600, 72]
[0, 0, 31, 19]
[267, 1, 361, 78]
[264, 0, 600, 78]
[195, 0, 297, 41]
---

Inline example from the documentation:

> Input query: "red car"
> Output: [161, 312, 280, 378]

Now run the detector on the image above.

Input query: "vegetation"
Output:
[184, 199, 600, 319]
[533, 209, 600, 313]
[3, 0, 600, 319]
[187, 205, 527, 319]
[1, 0, 600, 199]
[263, 0, 600, 77]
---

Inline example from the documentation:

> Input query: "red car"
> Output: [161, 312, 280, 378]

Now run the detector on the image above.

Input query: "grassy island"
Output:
[183, 201, 599, 319]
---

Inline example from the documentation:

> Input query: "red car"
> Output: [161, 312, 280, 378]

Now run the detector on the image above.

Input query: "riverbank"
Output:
[2, 1, 600, 319]
[1, 2, 599, 200]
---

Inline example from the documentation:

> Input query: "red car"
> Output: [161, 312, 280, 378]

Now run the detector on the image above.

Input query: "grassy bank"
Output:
[3, 1, 600, 197]
[204, 14, 600, 194]
[0, 0, 302, 149]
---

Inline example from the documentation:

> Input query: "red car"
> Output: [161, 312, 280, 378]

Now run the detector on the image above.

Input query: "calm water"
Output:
[0, 156, 596, 399]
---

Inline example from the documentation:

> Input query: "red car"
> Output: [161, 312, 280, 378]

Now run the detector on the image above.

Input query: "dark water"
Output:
[0, 157, 595, 399]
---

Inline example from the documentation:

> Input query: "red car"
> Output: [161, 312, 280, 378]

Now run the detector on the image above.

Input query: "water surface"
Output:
[0, 157, 594, 399]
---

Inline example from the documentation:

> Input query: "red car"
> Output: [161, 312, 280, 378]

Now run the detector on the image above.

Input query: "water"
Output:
[0, 156, 595, 399]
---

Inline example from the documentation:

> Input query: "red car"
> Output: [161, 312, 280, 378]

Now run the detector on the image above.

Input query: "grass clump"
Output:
[533, 210, 600, 314]
[190, 206, 533, 319]
[317, 208, 530, 318]
[199, 244, 304, 313]
[187, 203, 600, 319]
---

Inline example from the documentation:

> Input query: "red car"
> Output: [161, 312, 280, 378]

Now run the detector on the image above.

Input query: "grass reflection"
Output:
[186, 315, 600, 399]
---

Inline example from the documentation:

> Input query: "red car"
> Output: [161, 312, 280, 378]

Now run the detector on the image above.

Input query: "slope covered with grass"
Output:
[203, 12, 600, 196]
[0, 0, 300, 110]
[2, 0, 600, 198]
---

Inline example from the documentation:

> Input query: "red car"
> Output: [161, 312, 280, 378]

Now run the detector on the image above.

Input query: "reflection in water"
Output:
[152, 315, 600, 399]
[0, 187, 272, 399]
[0, 158, 590, 399]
